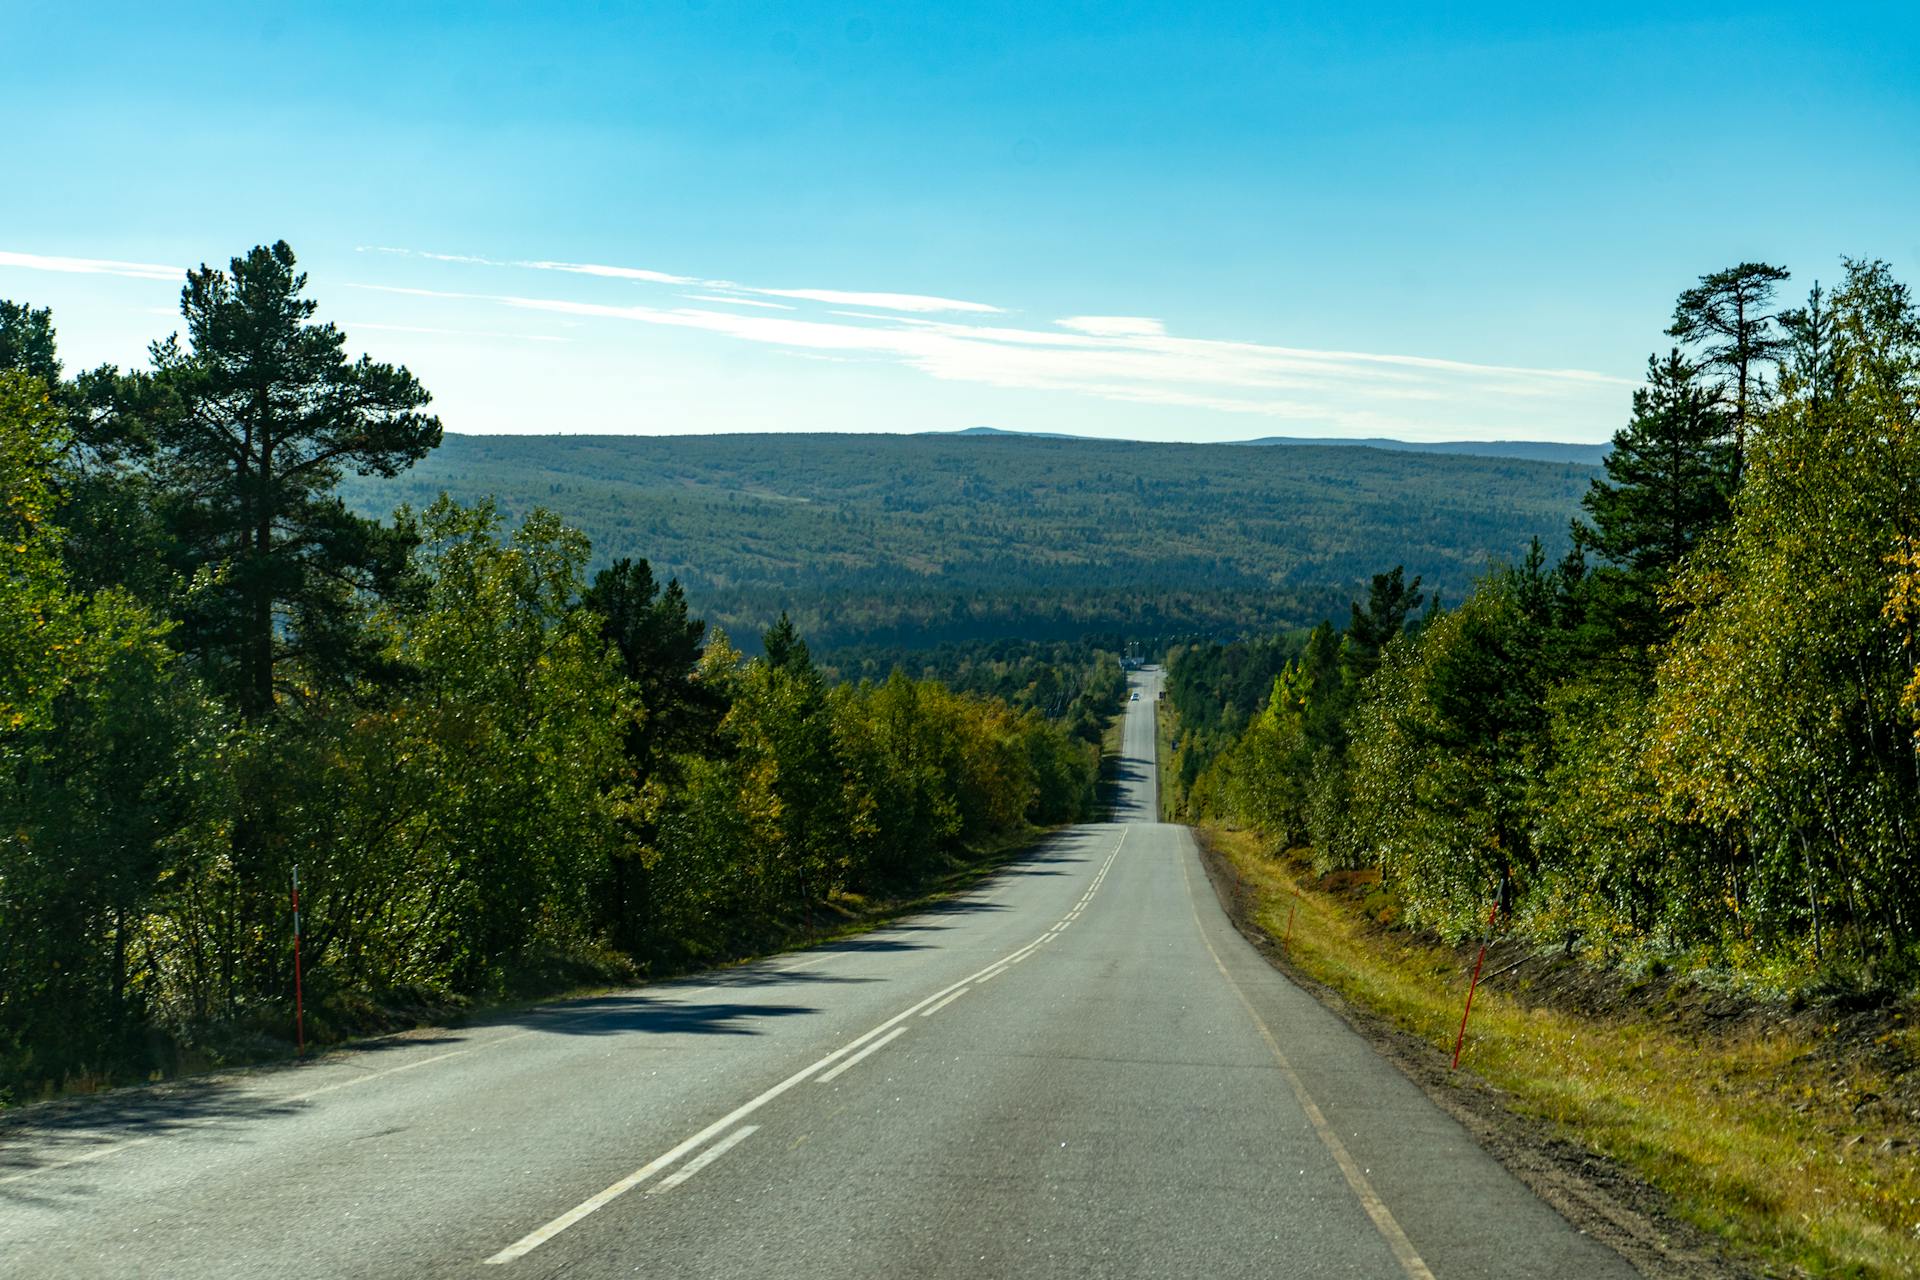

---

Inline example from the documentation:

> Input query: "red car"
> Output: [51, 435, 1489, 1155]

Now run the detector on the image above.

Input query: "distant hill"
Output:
[340, 432, 1597, 651]
[943, 425, 1088, 440]
[1237, 436, 1611, 465]
[947, 426, 1610, 465]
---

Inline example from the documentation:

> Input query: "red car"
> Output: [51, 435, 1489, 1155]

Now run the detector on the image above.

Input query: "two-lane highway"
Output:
[0, 670, 1638, 1277]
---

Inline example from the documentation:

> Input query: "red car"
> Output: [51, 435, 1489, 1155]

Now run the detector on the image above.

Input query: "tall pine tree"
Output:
[1668, 261, 1790, 473]
[138, 242, 441, 717]
[1573, 349, 1734, 650]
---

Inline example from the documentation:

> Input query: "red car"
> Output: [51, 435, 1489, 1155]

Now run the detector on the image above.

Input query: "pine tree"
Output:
[1668, 261, 1790, 471]
[582, 557, 724, 768]
[0, 301, 60, 384]
[762, 612, 812, 672]
[1779, 281, 1840, 412]
[138, 242, 441, 716]
[1345, 565, 1424, 683]
[1578, 350, 1733, 576]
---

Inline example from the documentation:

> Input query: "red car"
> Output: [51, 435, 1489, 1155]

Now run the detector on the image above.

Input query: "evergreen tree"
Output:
[1779, 281, 1840, 412]
[1345, 565, 1424, 683]
[762, 611, 812, 672]
[1577, 350, 1733, 578]
[0, 301, 59, 384]
[1668, 261, 1791, 471]
[579, 557, 728, 951]
[137, 242, 441, 717]
[581, 557, 725, 768]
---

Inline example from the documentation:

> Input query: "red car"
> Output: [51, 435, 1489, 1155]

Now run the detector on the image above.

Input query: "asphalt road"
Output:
[0, 669, 1638, 1278]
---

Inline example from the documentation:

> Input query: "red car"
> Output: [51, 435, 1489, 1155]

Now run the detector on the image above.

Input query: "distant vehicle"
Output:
[1130, 692, 1140, 701]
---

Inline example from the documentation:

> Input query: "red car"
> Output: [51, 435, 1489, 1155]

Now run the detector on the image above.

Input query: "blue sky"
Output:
[5, 1, 1916, 442]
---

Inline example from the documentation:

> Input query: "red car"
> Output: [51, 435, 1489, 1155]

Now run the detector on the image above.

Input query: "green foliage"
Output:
[366, 498, 629, 990]
[2, 267, 1112, 1092]
[1, 370, 224, 1083]
[1, 374, 79, 734]
[1577, 350, 1732, 578]
[1647, 258, 1920, 962]
[1572, 350, 1734, 652]
[640, 640, 1095, 965]
[825, 637, 1125, 746]
[133, 242, 442, 716]
[1345, 559, 1566, 929]
[0, 302, 59, 385]
[1187, 258, 1920, 977]
[1166, 567, 1424, 842]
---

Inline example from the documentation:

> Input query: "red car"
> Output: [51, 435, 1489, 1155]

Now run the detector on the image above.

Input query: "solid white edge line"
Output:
[292, 1047, 474, 1102]
[651, 1125, 758, 1192]
[0, 1134, 159, 1185]
[816, 1025, 909, 1083]
[1177, 846, 1437, 1280]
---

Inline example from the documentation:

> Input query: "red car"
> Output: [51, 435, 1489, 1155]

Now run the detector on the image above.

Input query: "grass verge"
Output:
[1095, 697, 1128, 818]
[1201, 825, 1920, 1280]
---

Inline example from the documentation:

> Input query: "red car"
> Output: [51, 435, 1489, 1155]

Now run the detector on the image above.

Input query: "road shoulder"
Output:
[1191, 825, 1752, 1280]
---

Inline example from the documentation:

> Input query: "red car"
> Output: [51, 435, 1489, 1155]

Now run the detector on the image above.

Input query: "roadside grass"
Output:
[1095, 699, 1129, 818]
[1155, 699, 1176, 821]
[1205, 826, 1920, 1280]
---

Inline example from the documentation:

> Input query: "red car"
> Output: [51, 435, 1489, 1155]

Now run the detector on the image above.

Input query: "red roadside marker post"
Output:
[1450, 899, 1499, 1071]
[291, 865, 306, 1056]
[1282, 885, 1302, 956]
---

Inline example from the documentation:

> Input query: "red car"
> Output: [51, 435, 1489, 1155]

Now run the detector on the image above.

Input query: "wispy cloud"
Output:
[679, 293, 796, 310]
[345, 277, 1632, 433]
[346, 321, 567, 343]
[360, 245, 1003, 315]
[1058, 316, 1167, 337]
[733, 285, 1001, 314]
[0, 250, 183, 281]
[525, 260, 698, 286]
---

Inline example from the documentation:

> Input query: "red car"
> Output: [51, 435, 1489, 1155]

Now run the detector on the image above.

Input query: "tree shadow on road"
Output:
[508, 995, 824, 1039]
[0, 1079, 305, 1205]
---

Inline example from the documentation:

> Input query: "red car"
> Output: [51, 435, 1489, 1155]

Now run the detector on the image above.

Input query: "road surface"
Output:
[0, 669, 1637, 1278]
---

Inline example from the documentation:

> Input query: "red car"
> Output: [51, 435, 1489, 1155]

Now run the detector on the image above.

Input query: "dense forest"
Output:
[1172, 259, 1920, 982]
[0, 245, 1105, 1096]
[338, 425, 1597, 652]
[819, 638, 1129, 748]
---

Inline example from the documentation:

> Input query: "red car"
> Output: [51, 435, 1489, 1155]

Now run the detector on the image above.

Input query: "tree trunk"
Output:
[250, 448, 275, 717]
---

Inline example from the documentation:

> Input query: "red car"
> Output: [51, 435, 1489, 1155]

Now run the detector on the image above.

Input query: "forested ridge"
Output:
[1171, 259, 1920, 984]
[0, 246, 1106, 1097]
[338, 426, 1596, 652]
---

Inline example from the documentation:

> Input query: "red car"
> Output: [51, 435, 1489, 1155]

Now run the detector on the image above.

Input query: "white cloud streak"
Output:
[733, 285, 1001, 314]
[524, 259, 698, 285]
[1058, 315, 1167, 337]
[345, 321, 567, 343]
[359, 245, 1003, 315]
[0, 250, 184, 281]
[679, 293, 797, 310]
